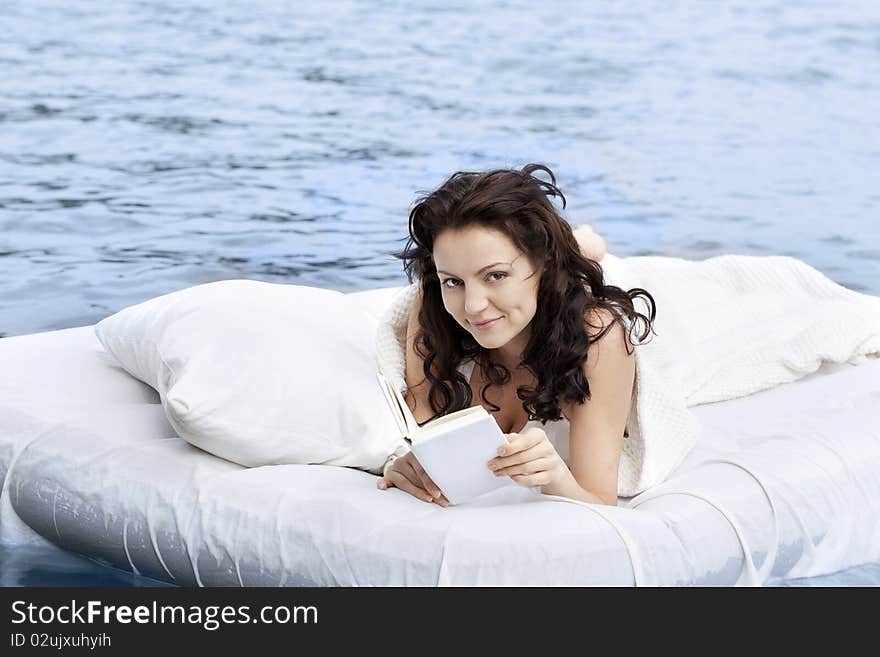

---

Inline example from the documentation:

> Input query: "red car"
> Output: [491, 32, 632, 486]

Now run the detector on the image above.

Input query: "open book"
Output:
[376, 372, 518, 505]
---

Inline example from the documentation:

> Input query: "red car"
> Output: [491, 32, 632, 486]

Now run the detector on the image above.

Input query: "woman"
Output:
[376, 164, 656, 507]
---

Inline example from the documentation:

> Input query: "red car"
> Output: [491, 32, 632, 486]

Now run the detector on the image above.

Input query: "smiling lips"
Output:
[471, 317, 502, 331]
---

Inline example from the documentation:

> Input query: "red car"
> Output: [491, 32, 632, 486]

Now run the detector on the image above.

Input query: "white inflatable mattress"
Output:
[1, 288, 878, 586]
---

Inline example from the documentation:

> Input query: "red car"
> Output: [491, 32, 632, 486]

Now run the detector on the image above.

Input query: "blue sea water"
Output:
[1, 0, 878, 585]
[0, 545, 173, 588]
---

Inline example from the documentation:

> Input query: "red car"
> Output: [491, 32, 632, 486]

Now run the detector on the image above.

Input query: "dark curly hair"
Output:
[393, 163, 656, 426]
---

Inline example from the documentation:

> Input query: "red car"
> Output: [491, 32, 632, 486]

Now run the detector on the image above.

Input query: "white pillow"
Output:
[94, 280, 405, 474]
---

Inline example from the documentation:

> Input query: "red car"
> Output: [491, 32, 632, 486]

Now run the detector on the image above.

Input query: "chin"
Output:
[472, 333, 507, 349]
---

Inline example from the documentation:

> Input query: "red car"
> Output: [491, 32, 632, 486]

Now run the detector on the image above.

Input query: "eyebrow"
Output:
[437, 261, 511, 277]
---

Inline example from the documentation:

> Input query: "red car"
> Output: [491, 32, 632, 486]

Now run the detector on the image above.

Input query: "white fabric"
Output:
[1, 323, 879, 585]
[376, 253, 880, 496]
[0, 326, 174, 547]
[93, 280, 403, 474]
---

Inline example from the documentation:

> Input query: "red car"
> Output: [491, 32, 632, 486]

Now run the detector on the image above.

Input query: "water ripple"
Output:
[1, 0, 878, 339]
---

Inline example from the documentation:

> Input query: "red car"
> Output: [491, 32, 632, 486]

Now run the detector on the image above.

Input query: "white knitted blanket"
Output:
[374, 253, 880, 497]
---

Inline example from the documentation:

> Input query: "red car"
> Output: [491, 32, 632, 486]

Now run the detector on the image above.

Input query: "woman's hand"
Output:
[376, 452, 449, 507]
[487, 427, 568, 489]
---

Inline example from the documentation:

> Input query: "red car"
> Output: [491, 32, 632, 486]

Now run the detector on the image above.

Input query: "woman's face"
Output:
[432, 225, 541, 362]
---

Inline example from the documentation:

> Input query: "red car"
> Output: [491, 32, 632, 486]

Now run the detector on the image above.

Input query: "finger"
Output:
[381, 458, 412, 488]
[510, 472, 549, 486]
[397, 455, 420, 478]
[408, 458, 444, 500]
[384, 462, 447, 506]
[398, 458, 437, 497]
[421, 472, 445, 500]
[386, 470, 434, 503]
[498, 427, 544, 456]
[494, 456, 556, 477]
[490, 442, 547, 472]
[493, 442, 544, 467]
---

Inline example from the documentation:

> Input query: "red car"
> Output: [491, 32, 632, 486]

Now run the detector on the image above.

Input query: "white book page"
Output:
[375, 372, 407, 439]
[413, 406, 487, 442]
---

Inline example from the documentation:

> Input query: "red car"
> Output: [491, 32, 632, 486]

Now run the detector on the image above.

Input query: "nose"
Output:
[463, 285, 490, 317]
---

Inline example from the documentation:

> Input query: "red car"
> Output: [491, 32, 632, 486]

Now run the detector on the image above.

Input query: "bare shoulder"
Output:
[559, 307, 635, 422]
[553, 305, 635, 503]
[584, 307, 634, 362]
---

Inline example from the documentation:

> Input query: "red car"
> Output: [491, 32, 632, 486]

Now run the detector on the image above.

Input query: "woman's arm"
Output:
[541, 308, 634, 506]
[377, 285, 450, 506]
[486, 308, 634, 506]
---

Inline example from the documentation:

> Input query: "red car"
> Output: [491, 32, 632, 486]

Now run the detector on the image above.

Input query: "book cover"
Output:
[375, 372, 518, 504]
